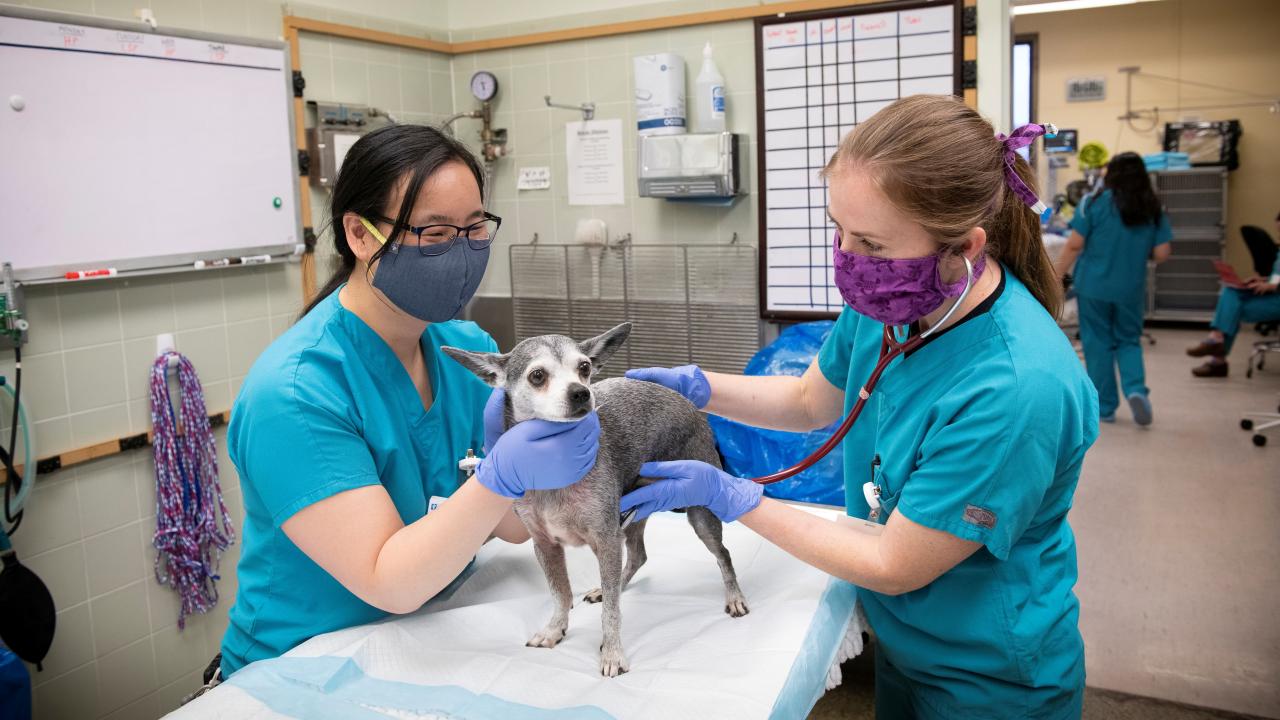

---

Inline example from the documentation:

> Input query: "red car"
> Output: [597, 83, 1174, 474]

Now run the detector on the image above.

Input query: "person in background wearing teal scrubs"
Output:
[1053, 152, 1172, 425]
[616, 97, 1097, 719]
[214, 125, 600, 681]
[1184, 211, 1280, 376]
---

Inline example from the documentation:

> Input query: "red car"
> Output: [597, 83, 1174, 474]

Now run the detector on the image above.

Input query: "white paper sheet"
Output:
[516, 166, 551, 190]
[566, 119, 624, 206]
[331, 132, 360, 175]
[169, 508, 863, 720]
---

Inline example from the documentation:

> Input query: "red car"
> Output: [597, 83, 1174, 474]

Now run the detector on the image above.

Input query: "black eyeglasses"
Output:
[373, 212, 502, 256]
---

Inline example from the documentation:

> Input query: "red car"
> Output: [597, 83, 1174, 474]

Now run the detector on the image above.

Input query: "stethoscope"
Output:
[744, 254, 978, 487]
[619, 255, 979, 529]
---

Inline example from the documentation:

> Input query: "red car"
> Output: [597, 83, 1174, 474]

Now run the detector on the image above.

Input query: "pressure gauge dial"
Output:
[470, 71, 499, 102]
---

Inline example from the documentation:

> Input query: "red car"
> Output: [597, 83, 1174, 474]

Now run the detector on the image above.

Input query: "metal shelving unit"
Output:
[1147, 167, 1229, 322]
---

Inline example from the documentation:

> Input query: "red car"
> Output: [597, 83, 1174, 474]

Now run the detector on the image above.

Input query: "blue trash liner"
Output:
[710, 321, 845, 506]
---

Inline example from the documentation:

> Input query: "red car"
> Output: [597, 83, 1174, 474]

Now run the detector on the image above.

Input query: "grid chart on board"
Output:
[758, 3, 957, 318]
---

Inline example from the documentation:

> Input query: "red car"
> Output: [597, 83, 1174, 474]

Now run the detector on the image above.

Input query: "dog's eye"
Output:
[577, 360, 592, 377]
[528, 368, 546, 386]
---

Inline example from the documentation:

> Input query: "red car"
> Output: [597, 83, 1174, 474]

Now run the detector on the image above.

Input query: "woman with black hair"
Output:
[1054, 151, 1172, 425]
[212, 124, 600, 680]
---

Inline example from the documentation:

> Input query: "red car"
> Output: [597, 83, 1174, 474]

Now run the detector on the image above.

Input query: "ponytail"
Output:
[985, 156, 1062, 318]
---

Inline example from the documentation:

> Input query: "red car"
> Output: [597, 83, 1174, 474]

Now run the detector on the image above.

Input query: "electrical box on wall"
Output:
[638, 132, 741, 199]
[305, 102, 374, 188]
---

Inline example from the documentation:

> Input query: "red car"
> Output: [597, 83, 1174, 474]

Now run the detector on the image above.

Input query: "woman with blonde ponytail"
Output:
[621, 96, 1097, 719]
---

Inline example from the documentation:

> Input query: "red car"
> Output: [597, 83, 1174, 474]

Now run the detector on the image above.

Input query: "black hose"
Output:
[4, 343, 22, 532]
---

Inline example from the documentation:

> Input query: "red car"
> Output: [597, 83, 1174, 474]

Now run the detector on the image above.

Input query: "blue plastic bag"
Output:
[709, 321, 845, 506]
[0, 645, 31, 720]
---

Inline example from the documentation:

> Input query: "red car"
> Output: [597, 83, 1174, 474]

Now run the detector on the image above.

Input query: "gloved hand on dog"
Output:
[476, 388, 600, 499]
[621, 460, 763, 523]
[482, 387, 506, 454]
[624, 365, 711, 409]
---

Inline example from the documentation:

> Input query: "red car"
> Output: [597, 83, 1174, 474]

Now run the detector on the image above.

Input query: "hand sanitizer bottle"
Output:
[695, 42, 726, 133]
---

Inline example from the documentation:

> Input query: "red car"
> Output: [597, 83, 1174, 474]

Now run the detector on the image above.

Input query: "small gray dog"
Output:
[443, 323, 748, 677]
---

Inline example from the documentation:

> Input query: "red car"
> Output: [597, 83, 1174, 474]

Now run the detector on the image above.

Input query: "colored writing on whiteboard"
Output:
[65, 268, 117, 279]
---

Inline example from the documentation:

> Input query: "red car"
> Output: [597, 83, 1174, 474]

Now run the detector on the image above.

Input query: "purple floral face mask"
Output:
[832, 232, 985, 326]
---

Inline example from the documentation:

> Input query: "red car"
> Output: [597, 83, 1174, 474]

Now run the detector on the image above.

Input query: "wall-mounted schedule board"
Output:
[755, 1, 961, 320]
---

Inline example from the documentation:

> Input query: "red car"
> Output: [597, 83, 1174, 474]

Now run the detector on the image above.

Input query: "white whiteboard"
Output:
[757, 3, 958, 318]
[0, 7, 301, 282]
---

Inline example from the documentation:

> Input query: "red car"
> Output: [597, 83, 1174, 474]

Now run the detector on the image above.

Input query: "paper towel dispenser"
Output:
[638, 132, 741, 198]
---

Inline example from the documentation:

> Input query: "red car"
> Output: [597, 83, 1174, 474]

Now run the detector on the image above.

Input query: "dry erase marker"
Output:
[194, 257, 242, 269]
[240, 254, 272, 265]
[65, 268, 117, 279]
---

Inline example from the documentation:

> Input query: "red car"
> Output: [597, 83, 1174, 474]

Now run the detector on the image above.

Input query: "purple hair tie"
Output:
[996, 122, 1056, 222]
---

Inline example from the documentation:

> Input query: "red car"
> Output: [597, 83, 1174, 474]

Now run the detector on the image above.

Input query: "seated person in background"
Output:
[1186, 212, 1280, 377]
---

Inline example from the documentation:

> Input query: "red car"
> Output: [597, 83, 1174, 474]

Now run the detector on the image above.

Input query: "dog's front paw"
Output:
[725, 594, 750, 618]
[582, 588, 603, 604]
[526, 626, 567, 648]
[599, 646, 630, 677]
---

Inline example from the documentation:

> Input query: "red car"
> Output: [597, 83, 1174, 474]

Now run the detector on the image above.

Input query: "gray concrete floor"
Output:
[810, 326, 1280, 718]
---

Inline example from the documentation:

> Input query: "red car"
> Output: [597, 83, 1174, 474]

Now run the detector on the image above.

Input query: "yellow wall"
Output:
[1016, 0, 1280, 271]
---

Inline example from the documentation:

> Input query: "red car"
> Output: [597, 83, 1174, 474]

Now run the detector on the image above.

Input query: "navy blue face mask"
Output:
[360, 217, 490, 323]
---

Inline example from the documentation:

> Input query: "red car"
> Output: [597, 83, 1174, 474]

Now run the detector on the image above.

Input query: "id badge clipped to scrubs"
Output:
[863, 480, 882, 523]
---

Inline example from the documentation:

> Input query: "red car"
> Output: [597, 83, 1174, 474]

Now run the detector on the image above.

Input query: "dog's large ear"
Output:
[441, 346, 508, 387]
[578, 322, 632, 372]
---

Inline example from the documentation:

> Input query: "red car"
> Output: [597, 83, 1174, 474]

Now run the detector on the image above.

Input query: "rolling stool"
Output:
[1240, 393, 1280, 447]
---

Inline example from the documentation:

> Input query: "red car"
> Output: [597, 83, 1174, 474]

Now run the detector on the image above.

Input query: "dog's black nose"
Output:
[568, 384, 591, 408]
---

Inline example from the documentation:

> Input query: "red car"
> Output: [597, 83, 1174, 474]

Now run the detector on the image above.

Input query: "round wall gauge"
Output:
[470, 71, 499, 102]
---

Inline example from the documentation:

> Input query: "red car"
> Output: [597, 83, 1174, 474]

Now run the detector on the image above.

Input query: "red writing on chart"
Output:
[903, 13, 923, 26]
[116, 32, 143, 52]
[839, 19, 853, 33]
[208, 43, 227, 61]
[58, 25, 84, 47]
[162, 38, 177, 56]
[860, 19, 888, 32]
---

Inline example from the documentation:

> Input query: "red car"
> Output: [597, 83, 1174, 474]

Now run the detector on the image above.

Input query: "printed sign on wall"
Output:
[1066, 76, 1106, 102]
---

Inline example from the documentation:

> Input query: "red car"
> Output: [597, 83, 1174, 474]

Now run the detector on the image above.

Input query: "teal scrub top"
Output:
[1068, 189, 1173, 304]
[219, 289, 495, 676]
[817, 268, 1099, 718]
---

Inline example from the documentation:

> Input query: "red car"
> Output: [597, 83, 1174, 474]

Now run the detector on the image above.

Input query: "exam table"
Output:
[168, 507, 865, 720]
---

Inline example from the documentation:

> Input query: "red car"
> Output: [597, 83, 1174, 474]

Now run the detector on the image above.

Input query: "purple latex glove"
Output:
[621, 460, 763, 523]
[482, 387, 505, 454]
[475, 412, 600, 499]
[623, 365, 711, 409]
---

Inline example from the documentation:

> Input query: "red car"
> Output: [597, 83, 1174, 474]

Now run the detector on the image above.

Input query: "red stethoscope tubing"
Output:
[748, 325, 925, 485]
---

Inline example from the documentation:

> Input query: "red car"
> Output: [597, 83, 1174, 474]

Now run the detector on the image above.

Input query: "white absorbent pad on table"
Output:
[170, 507, 863, 720]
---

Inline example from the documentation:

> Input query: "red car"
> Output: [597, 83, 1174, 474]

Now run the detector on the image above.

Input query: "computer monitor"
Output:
[1044, 129, 1078, 154]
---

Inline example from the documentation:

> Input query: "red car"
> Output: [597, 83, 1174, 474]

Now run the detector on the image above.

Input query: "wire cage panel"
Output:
[510, 243, 761, 377]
